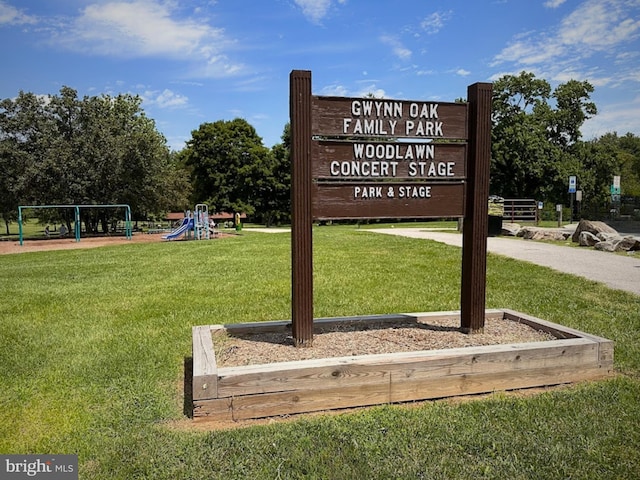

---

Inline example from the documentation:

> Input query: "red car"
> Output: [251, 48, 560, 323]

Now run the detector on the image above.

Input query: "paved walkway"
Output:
[369, 228, 640, 296]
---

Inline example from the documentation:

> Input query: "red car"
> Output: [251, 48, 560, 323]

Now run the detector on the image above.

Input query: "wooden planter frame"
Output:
[192, 309, 613, 421]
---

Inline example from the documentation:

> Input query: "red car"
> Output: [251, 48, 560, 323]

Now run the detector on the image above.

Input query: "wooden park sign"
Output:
[290, 70, 492, 346]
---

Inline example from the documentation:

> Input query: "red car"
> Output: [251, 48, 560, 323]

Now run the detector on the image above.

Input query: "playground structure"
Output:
[162, 204, 213, 241]
[18, 204, 132, 246]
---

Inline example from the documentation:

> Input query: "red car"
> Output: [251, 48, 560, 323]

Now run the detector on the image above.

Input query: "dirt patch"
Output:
[213, 316, 556, 368]
[0, 231, 234, 255]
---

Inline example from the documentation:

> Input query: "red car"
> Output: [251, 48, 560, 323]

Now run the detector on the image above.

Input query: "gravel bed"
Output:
[214, 316, 556, 367]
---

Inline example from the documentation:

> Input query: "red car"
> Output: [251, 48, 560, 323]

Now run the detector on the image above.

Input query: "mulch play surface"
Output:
[0, 232, 233, 255]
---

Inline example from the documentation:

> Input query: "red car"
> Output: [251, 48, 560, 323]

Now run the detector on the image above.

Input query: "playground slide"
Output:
[162, 218, 193, 240]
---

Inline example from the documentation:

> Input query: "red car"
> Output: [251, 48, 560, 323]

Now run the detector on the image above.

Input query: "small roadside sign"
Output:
[613, 175, 621, 188]
[611, 176, 621, 195]
[568, 175, 577, 193]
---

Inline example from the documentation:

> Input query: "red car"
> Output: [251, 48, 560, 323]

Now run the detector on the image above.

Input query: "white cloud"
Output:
[0, 1, 36, 25]
[493, 34, 566, 65]
[420, 10, 453, 35]
[582, 96, 640, 138]
[51, 0, 243, 77]
[319, 83, 349, 97]
[294, 0, 346, 24]
[495, 0, 640, 64]
[70, 1, 218, 57]
[544, 0, 567, 8]
[195, 54, 245, 78]
[143, 88, 189, 109]
[492, 0, 640, 79]
[380, 35, 412, 60]
[317, 81, 386, 98]
[559, 0, 640, 51]
[357, 84, 386, 98]
[456, 68, 471, 77]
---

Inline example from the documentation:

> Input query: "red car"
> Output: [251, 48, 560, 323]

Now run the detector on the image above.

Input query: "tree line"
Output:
[491, 71, 640, 219]
[2, 72, 639, 234]
[0, 86, 191, 234]
[0, 86, 290, 233]
[176, 120, 291, 227]
[177, 71, 639, 223]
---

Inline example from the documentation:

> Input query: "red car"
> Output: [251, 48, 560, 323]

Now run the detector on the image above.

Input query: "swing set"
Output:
[18, 204, 132, 246]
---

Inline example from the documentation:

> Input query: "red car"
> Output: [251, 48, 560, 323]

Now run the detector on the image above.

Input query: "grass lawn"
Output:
[0, 218, 48, 240]
[1, 226, 639, 479]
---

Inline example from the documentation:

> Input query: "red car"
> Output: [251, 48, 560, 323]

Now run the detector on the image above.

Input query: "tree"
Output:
[490, 71, 597, 205]
[0, 87, 189, 232]
[492, 71, 550, 123]
[0, 91, 51, 232]
[579, 132, 640, 217]
[549, 80, 597, 147]
[182, 118, 272, 216]
[617, 133, 640, 197]
[259, 123, 291, 226]
[570, 138, 619, 216]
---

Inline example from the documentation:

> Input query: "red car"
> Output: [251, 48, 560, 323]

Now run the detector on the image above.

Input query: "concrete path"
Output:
[369, 228, 640, 296]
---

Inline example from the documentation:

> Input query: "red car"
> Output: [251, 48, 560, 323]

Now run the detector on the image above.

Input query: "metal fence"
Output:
[502, 199, 538, 223]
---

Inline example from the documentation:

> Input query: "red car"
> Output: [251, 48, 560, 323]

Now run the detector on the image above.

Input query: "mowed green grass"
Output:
[1, 227, 639, 479]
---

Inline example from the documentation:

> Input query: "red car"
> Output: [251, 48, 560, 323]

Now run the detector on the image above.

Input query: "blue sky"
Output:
[1, 0, 639, 151]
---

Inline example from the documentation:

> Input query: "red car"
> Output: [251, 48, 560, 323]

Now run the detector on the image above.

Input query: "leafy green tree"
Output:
[490, 71, 597, 205]
[0, 91, 51, 232]
[182, 118, 272, 216]
[260, 123, 291, 226]
[569, 139, 618, 216]
[549, 80, 597, 148]
[617, 133, 640, 197]
[578, 132, 640, 217]
[0, 87, 189, 232]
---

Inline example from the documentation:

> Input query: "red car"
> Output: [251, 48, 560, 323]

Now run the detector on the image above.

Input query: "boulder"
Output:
[597, 232, 619, 242]
[520, 227, 568, 241]
[593, 235, 640, 252]
[501, 223, 521, 237]
[594, 240, 619, 252]
[571, 220, 618, 243]
[578, 231, 599, 247]
[615, 236, 640, 252]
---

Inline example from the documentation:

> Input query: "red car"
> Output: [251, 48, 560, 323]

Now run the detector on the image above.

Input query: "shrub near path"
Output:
[0, 227, 639, 479]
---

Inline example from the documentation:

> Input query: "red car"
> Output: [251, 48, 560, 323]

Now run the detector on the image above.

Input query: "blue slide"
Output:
[162, 217, 194, 240]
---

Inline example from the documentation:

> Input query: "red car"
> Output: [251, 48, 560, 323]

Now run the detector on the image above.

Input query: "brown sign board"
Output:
[312, 182, 465, 219]
[311, 96, 468, 140]
[290, 70, 492, 342]
[312, 140, 466, 180]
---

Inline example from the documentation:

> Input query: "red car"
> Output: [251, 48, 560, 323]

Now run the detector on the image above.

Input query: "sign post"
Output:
[556, 204, 563, 227]
[290, 70, 492, 344]
[290, 70, 314, 346]
[568, 176, 577, 223]
[460, 82, 492, 333]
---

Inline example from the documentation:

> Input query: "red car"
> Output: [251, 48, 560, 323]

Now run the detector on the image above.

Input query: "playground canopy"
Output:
[18, 204, 132, 246]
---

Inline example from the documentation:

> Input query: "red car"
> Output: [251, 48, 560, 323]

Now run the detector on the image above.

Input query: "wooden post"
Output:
[461, 82, 492, 333]
[290, 70, 314, 346]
